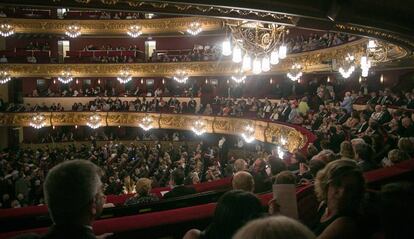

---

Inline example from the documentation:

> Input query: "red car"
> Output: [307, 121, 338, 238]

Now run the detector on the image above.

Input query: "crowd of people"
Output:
[287, 32, 357, 53]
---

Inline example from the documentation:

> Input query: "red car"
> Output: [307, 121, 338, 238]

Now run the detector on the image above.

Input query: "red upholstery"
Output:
[364, 159, 414, 184]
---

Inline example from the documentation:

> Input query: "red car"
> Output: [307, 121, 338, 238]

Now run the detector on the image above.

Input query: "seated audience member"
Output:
[378, 182, 414, 239]
[233, 158, 248, 173]
[14, 160, 109, 239]
[163, 168, 196, 199]
[313, 159, 365, 238]
[338, 141, 354, 160]
[233, 216, 315, 239]
[268, 155, 287, 183]
[354, 143, 376, 171]
[274, 170, 296, 184]
[250, 158, 272, 193]
[381, 149, 410, 167]
[232, 171, 254, 192]
[124, 178, 159, 205]
[397, 137, 414, 157]
[183, 190, 263, 239]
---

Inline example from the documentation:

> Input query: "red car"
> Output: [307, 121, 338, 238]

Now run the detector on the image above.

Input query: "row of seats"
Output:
[1, 159, 413, 239]
[65, 50, 144, 58]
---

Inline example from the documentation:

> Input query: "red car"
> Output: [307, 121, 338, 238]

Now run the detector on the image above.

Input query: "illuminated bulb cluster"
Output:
[241, 125, 255, 143]
[174, 70, 188, 84]
[139, 115, 153, 131]
[87, 114, 102, 129]
[360, 55, 371, 77]
[186, 22, 202, 36]
[0, 24, 14, 37]
[127, 25, 142, 38]
[287, 63, 303, 81]
[339, 54, 355, 79]
[231, 75, 246, 84]
[0, 71, 11, 84]
[30, 114, 47, 129]
[57, 71, 73, 84]
[192, 119, 206, 136]
[277, 146, 285, 159]
[221, 37, 286, 75]
[65, 24, 81, 38]
[117, 70, 132, 84]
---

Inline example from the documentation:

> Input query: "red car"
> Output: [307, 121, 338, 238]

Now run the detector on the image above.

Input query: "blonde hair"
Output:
[233, 216, 315, 239]
[340, 141, 355, 159]
[232, 171, 254, 192]
[398, 138, 413, 154]
[135, 178, 152, 196]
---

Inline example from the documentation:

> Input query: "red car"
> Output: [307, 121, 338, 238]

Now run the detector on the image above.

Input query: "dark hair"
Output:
[354, 143, 373, 163]
[268, 156, 287, 176]
[203, 190, 263, 239]
[171, 168, 185, 185]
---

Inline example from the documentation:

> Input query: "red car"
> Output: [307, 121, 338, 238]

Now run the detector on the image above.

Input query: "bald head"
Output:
[232, 171, 255, 192]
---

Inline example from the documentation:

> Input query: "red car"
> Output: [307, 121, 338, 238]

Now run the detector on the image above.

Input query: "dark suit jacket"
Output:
[163, 185, 196, 199]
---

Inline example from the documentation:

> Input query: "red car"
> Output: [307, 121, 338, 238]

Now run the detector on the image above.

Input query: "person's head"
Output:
[252, 158, 266, 173]
[398, 137, 413, 155]
[135, 178, 152, 197]
[339, 141, 354, 159]
[233, 216, 315, 239]
[44, 160, 104, 226]
[354, 143, 373, 163]
[306, 144, 319, 159]
[275, 171, 296, 184]
[170, 168, 185, 186]
[233, 159, 248, 172]
[387, 149, 410, 164]
[379, 182, 414, 239]
[401, 117, 412, 128]
[208, 190, 263, 239]
[314, 159, 365, 215]
[268, 155, 287, 176]
[232, 171, 255, 192]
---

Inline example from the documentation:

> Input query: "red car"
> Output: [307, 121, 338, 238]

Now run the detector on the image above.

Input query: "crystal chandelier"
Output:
[0, 24, 14, 37]
[360, 39, 389, 77]
[338, 54, 355, 79]
[0, 71, 11, 84]
[280, 136, 287, 146]
[231, 75, 246, 84]
[139, 115, 153, 131]
[127, 25, 142, 38]
[87, 113, 102, 129]
[241, 125, 255, 143]
[30, 114, 47, 129]
[117, 70, 132, 84]
[174, 70, 188, 84]
[186, 22, 202, 36]
[222, 21, 288, 75]
[65, 24, 81, 38]
[277, 146, 285, 159]
[57, 71, 73, 84]
[192, 119, 206, 136]
[287, 63, 303, 81]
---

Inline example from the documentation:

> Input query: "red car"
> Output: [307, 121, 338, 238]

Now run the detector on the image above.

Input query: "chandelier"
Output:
[87, 113, 102, 129]
[117, 70, 132, 84]
[127, 25, 142, 38]
[222, 21, 288, 75]
[0, 24, 14, 37]
[277, 146, 285, 159]
[139, 115, 153, 131]
[360, 39, 389, 77]
[231, 69, 246, 84]
[0, 71, 11, 84]
[58, 71, 73, 84]
[287, 63, 303, 81]
[338, 54, 355, 79]
[30, 113, 47, 129]
[186, 22, 202, 36]
[65, 24, 81, 38]
[241, 125, 255, 143]
[192, 119, 206, 136]
[174, 70, 188, 84]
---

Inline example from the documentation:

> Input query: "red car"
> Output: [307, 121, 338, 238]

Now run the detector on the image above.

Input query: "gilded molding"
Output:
[0, 112, 309, 152]
[4, 17, 224, 35]
[2, 39, 401, 78]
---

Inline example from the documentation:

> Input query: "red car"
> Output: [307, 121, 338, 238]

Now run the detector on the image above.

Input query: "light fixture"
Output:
[242, 53, 252, 71]
[57, 71, 73, 84]
[278, 45, 287, 59]
[252, 57, 262, 75]
[127, 25, 142, 38]
[192, 119, 206, 136]
[117, 70, 132, 84]
[287, 63, 303, 81]
[139, 114, 153, 131]
[380, 74, 384, 84]
[277, 146, 285, 159]
[270, 50, 279, 65]
[222, 38, 232, 56]
[186, 22, 202, 36]
[0, 71, 11, 84]
[173, 70, 188, 84]
[367, 40, 377, 51]
[65, 24, 81, 38]
[241, 125, 255, 143]
[360, 39, 389, 77]
[280, 136, 287, 146]
[0, 24, 14, 37]
[87, 113, 102, 129]
[338, 54, 355, 79]
[231, 73, 246, 84]
[30, 113, 47, 129]
[360, 56, 371, 77]
[223, 22, 288, 75]
[261, 55, 270, 72]
[232, 45, 242, 63]
[327, 76, 331, 83]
